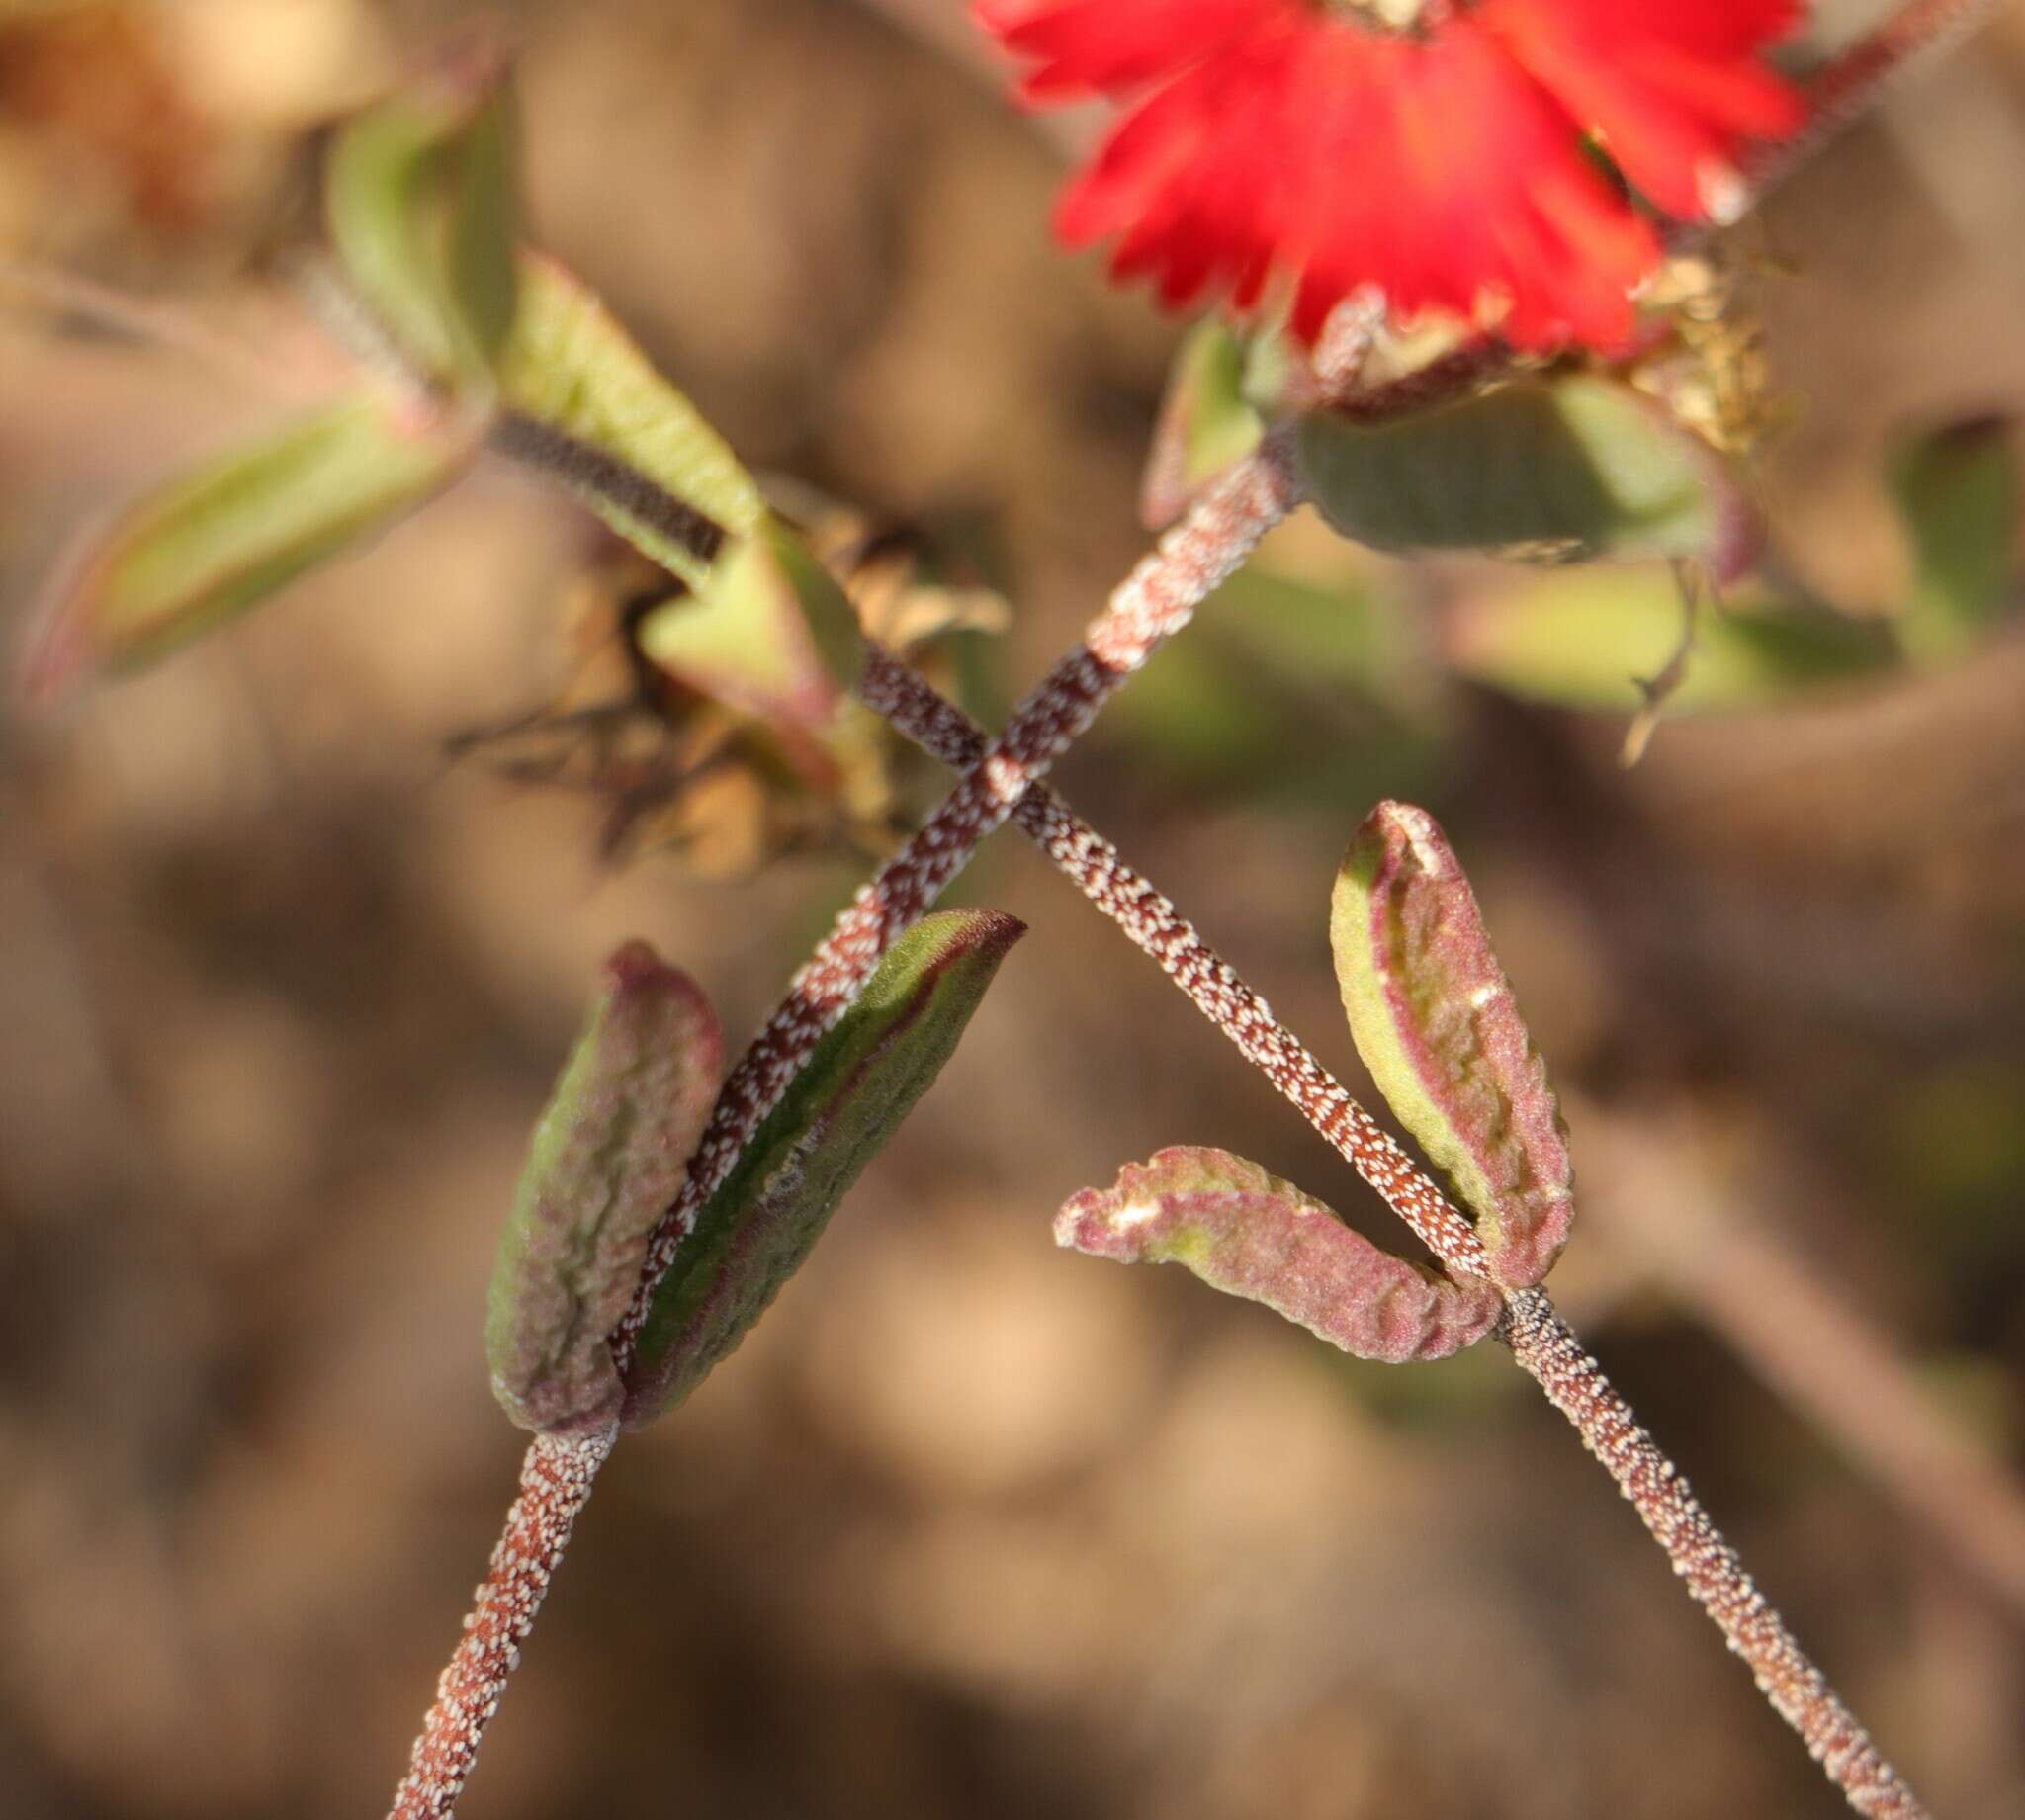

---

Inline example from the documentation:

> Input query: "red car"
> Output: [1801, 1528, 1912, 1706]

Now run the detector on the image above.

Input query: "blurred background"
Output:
[2, 1, 2023, 1816]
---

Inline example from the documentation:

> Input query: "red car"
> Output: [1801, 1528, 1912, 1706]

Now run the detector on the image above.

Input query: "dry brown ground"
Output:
[1, 4, 2022, 1817]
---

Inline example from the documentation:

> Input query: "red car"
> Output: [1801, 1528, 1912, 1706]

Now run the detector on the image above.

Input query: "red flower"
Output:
[977, 0, 1804, 352]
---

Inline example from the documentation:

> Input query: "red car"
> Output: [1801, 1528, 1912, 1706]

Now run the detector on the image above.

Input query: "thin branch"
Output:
[1502, 1289, 1927, 1820]
[386, 1427, 615, 1820]
[479, 401, 1935, 1820]
[858, 648, 1487, 1273]
[1580, 1098, 2025, 1624]
[605, 429, 1302, 1383]
[862, 644, 1932, 1820]
[381, 427, 1302, 1820]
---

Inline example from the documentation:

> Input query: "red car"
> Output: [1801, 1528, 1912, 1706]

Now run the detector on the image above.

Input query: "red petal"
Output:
[1479, 0, 1804, 219]
[985, 0, 1803, 354]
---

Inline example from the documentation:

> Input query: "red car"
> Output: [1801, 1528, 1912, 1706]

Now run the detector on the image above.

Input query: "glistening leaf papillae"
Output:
[21, 393, 476, 700]
[1056, 1146, 1502, 1363]
[1331, 802, 1572, 1290]
[486, 943, 723, 1434]
[1297, 375, 1756, 582]
[620, 909, 1025, 1426]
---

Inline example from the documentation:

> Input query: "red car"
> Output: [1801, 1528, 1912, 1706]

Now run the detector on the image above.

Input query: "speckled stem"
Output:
[859, 647, 1487, 1275]
[605, 430, 1301, 1379]
[1502, 1290, 1929, 1820]
[863, 647, 1931, 1820]
[386, 1427, 615, 1820]
[388, 422, 1298, 1820]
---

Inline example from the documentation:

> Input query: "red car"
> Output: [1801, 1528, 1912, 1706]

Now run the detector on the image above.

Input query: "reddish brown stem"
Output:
[383, 431, 1302, 1820]
[605, 431, 1302, 1388]
[863, 646, 1933, 1820]
[859, 647, 1487, 1274]
[387, 1427, 615, 1820]
[1503, 1290, 1927, 1820]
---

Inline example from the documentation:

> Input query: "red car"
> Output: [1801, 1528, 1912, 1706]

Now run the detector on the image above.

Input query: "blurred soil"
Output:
[0, 4, 2022, 1818]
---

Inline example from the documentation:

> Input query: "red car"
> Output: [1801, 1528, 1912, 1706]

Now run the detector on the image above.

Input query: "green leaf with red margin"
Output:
[487, 943, 723, 1434]
[621, 909, 1024, 1426]
[20, 391, 476, 699]
[1141, 318, 1265, 530]
[1888, 415, 2020, 664]
[1331, 802, 1572, 1290]
[325, 57, 520, 390]
[495, 253, 765, 592]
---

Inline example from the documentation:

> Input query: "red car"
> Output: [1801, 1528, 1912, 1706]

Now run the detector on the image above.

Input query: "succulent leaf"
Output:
[326, 62, 521, 389]
[621, 909, 1024, 1426]
[1297, 375, 1755, 582]
[20, 392, 475, 699]
[1331, 802, 1572, 1289]
[486, 943, 723, 1434]
[1057, 1146, 1501, 1363]
[1141, 318, 1265, 530]
[1889, 415, 2020, 664]
[495, 253, 765, 591]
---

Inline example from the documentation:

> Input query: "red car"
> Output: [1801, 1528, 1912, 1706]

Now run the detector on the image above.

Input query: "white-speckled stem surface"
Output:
[381, 436, 1300, 1820]
[1503, 1290, 1928, 1820]
[386, 1428, 615, 1820]
[866, 647, 1931, 1820]
[606, 432, 1301, 1385]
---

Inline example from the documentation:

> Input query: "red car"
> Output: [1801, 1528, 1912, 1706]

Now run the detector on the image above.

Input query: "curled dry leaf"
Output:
[1056, 1147, 1501, 1364]
[621, 909, 1025, 1426]
[1331, 802, 1572, 1289]
[486, 942, 723, 1434]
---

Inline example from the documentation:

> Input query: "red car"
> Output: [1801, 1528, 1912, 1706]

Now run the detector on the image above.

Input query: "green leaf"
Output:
[1444, 567, 1897, 714]
[639, 515, 864, 730]
[21, 391, 476, 699]
[495, 253, 765, 590]
[1058, 1147, 1501, 1363]
[1297, 376, 1755, 581]
[1331, 802, 1572, 1290]
[326, 64, 521, 388]
[1888, 416, 2019, 664]
[486, 943, 722, 1434]
[1141, 319, 1265, 529]
[621, 909, 1024, 1426]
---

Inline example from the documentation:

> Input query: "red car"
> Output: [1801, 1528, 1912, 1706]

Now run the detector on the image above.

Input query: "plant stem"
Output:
[858, 647, 1487, 1273]
[605, 429, 1302, 1386]
[1580, 1097, 2025, 1623]
[382, 432, 1301, 1819]
[386, 1427, 616, 1820]
[862, 644, 1933, 1820]
[1502, 1290, 1927, 1820]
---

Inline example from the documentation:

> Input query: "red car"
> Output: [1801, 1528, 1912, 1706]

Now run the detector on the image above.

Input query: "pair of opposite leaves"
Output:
[492, 797, 1570, 1439]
